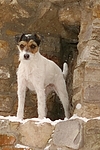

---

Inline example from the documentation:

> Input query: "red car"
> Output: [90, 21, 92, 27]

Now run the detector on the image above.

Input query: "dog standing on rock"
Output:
[15, 33, 69, 120]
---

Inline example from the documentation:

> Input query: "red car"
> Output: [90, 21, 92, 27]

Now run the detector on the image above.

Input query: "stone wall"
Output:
[0, 118, 83, 150]
[73, 0, 100, 118]
[0, 117, 100, 150]
[0, 0, 79, 119]
[0, 0, 100, 149]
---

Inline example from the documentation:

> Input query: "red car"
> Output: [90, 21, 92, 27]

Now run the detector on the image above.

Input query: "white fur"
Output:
[17, 49, 69, 119]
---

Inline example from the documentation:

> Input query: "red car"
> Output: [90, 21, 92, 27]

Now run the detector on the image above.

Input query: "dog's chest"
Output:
[18, 61, 45, 82]
[24, 64, 40, 81]
[18, 63, 42, 91]
[24, 65, 34, 80]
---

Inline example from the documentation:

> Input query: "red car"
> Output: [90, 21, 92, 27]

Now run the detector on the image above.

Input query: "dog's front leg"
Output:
[36, 88, 46, 119]
[17, 80, 26, 120]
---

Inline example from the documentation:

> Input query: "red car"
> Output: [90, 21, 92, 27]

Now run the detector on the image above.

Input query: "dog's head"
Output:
[15, 33, 41, 61]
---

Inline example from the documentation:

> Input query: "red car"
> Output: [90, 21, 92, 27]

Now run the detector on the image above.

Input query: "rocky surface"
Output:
[0, 0, 79, 120]
[0, 118, 84, 150]
[73, 0, 100, 118]
[53, 119, 83, 149]
[0, 0, 100, 149]
[0, 117, 100, 150]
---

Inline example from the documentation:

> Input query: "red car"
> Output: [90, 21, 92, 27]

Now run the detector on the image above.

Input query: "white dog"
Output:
[16, 33, 69, 119]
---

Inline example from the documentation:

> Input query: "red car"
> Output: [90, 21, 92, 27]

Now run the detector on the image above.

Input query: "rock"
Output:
[0, 119, 10, 133]
[93, 4, 100, 18]
[0, 80, 10, 92]
[74, 102, 100, 118]
[0, 66, 10, 79]
[0, 41, 9, 60]
[73, 64, 84, 90]
[72, 0, 100, 119]
[77, 39, 100, 66]
[19, 120, 54, 148]
[36, 2, 51, 19]
[0, 0, 99, 149]
[53, 119, 83, 149]
[0, 95, 14, 112]
[40, 36, 60, 54]
[84, 82, 100, 102]
[59, 3, 80, 26]
[84, 119, 100, 150]
[0, 134, 16, 146]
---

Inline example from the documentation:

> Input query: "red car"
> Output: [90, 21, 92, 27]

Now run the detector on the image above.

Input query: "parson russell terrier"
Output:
[15, 33, 69, 119]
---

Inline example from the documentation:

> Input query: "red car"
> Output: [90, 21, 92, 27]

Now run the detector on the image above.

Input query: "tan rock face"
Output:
[0, 66, 10, 79]
[93, 4, 100, 18]
[59, 4, 80, 26]
[0, 40, 9, 60]
[0, 0, 99, 122]
[0, 118, 100, 150]
[0, 95, 13, 112]
[72, 0, 100, 118]
[0, 0, 99, 150]
[83, 119, 100, 150]
[19, 120, 54, 148]
[0, 0, 79, 119]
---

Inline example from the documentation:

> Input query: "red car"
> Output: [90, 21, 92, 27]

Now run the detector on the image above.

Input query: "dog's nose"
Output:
[24, 54, 30, 60]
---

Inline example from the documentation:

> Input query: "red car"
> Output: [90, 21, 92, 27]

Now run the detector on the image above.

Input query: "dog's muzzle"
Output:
[24, 54, 30, 60]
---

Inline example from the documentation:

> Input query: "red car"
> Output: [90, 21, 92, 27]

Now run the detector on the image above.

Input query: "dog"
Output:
[15, 33, 69, 119]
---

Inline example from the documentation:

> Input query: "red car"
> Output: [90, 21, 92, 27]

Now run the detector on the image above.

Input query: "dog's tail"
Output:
[63, 62, 68, 80]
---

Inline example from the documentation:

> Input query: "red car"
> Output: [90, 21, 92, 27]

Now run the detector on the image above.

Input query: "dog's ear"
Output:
[15, 34, 25, 43]
[34, 33, 41, 46]
[19, 34, 25, 42]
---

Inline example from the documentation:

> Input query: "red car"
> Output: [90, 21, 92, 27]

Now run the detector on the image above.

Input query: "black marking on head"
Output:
[33, 34, 41, 46]
[15, 33, 41, 46]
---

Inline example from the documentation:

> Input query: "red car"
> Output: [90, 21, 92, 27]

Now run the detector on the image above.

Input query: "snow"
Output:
[70, 114, 89, 122]
[22, 117, 67, 126]
[0, 114, 100, 124]
[76, 103, 82, 110]
[15, 144, 30, 149]
[0, 116, 25, 123]
[0, 115, 64, 125]
[44, 144, 51, 150]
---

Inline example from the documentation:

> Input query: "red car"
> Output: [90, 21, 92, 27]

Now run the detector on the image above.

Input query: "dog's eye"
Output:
[30, 44, 36, 49]
[20, 44, 25, 49]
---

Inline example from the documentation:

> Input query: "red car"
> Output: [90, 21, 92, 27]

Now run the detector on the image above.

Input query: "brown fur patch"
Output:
[18, 40, 38, 54]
